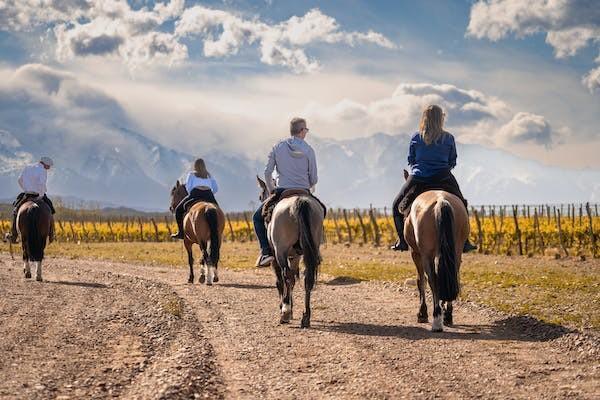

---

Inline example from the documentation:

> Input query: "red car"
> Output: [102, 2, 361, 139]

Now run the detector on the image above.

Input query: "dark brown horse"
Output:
[17, 199, 54, 282]
[170, 181, 225, 285]
[403, 172, 469, 331]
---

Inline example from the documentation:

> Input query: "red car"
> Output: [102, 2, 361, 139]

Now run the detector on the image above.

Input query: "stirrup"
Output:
[463, 241, 477, 253]
[255, 253, 274, 267]
[171, 232, 184, 240]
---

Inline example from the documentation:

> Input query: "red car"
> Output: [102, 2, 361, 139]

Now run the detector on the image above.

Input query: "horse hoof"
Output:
[199, 275, 206, 284]
[417, 315, 428, 323]
[443, 315, 453, 326]
[431, 326, 443, 332]
[36, 277, 43, 282]
[206, 281, 213, 286]
[213, 275, 219, 283]
[24, 272, 31, 279]
[279, 316, 291, 324]
[187, 279, 193, 284]
[280, 309, 292, 324]
[300, 316, 310, 329]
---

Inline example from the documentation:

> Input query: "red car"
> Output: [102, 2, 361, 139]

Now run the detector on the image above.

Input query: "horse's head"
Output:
[256, 175, 272, 202]
[170, 180, 188, 212]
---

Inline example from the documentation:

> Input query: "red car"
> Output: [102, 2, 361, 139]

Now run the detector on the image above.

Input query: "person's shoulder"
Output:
[444, 131, 455, 143]
[410, 132, 421, 142]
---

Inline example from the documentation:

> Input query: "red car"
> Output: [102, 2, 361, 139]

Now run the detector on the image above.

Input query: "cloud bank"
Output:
[467, 0, 600, 93]
[0, 1, 395, 73]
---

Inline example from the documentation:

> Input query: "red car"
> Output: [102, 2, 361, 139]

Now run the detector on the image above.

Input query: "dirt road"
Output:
[0, 254, 598, 399]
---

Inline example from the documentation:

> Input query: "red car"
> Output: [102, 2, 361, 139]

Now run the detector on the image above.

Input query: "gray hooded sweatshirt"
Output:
[264, 136, 318, 193]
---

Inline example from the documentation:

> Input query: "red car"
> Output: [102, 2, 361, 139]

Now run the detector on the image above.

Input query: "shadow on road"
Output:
[313, 315, 573, 342]
[218, 282, 274, 290]
[324, 276, 363, 286]
[47, 280, 108, 289]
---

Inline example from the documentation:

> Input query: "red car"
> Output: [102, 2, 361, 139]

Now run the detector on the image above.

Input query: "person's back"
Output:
[265, 136, 317, 192]
[408, 131, 456, 178]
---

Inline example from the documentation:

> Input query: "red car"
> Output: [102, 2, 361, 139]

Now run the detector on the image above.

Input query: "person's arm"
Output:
[308, 147, 318, 188]
[210, 177, 218, 194]
[264, 145, 276, 193]
[407, 138, 416, 166]
[185, 173, 194, 193]
[40, 169, 48, 194]
[449, 135, 457, 169]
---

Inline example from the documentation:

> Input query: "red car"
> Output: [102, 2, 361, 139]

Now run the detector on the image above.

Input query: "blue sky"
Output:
[0, 0, 599, 168]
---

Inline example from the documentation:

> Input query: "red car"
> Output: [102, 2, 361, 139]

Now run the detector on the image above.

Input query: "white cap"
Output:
[40, 156, 54, 167]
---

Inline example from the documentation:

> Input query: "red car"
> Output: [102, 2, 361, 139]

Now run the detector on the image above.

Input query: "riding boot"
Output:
[391, 214, 409, 251]
[171, 214, 185, 240]
[463, 239, 477, 253]
[6, 212, 18, 243]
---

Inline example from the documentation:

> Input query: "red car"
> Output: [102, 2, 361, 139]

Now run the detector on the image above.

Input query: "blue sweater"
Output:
[408, 132, 457, 178]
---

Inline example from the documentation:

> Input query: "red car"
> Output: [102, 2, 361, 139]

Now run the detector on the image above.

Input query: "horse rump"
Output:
[25, 204, 46, 262]
[435, 199, 459, 301]
[204, 206, 220, 266]
[297, 197, 321, 291]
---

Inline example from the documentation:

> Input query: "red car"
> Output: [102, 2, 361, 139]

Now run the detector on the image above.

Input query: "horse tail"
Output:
[26, 205, 45, 262]
[297, 197, 321, 291]
[435, 199, 459, 301]
[205, 206, 220, 266]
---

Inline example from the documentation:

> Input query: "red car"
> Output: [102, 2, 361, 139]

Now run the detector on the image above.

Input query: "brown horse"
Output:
[170, 182, 225, 285]
[404, 172, 469, 332]
[257, 177, 325, 328]
[17, 199, 54, 282]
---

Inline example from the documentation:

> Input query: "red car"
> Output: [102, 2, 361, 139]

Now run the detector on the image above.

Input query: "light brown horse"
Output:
[404, 172, 469, 332]
[257, 177, 325, 328]
[17, 199, 54, 282]
[170, 182, 225, 285]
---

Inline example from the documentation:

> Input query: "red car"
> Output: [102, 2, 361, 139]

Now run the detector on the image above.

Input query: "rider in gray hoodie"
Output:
[253, 117, 318, 266]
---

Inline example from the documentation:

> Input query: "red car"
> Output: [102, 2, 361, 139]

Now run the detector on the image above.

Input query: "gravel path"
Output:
[1, 254, 598, 399]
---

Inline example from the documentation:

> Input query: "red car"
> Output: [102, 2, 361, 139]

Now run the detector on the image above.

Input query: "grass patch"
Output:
[1, 241, 598, 330]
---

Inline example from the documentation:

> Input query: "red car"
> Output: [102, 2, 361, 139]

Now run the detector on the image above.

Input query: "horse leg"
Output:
[22, 240, 31, 279]
[443, 301, 453, 326]
[184, 239, 194, 284]
[35, 261, 42, 282]
[411, 250, 428, 323]
[199, 241, 209, 285]
[424, 256, 443, 332]
[277, 250, 294, 324]
[271, 257, 285, 312]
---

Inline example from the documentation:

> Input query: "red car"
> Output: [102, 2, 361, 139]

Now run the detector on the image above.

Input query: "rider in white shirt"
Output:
[7, 157, 55, 243]
[171, 158, 219, 239]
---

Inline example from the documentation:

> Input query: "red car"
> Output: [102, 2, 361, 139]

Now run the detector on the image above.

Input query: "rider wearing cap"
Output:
[6, 157, 56, 243]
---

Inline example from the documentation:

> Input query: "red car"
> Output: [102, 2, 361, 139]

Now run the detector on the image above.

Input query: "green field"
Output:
[1, 241, 598, 330]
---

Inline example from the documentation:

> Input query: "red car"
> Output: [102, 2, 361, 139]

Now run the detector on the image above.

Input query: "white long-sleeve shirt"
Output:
[18, 162, 48, 195]
[185, 172, 218, 194]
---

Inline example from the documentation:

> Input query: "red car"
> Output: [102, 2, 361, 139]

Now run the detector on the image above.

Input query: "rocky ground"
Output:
[0, 254, 598, 399]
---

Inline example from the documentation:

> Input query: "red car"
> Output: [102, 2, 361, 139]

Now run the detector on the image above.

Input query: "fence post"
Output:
[354, 209, 368, 244]
[330, 209, 343, 244]
[369, 205, 381, 247]
[586, 203, 597, 258]
[225, 214, 235, 242]
[512, 205, 523, 256]
[138, 218, 144, 241]
[342, 209, 353, 244]
[150, 218, 159, 242]
[556, 209, 568, 257]
[243, 212, 253, 241]
[163, 216, 172, 237]
[473, 208, 483, 253]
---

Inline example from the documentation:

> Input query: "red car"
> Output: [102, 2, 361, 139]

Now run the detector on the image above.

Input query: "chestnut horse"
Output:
[257, 177, 325, 328]
[17, 198, 54, 282]
[404, 171, 469, 332]
[170, 182, 225, 285]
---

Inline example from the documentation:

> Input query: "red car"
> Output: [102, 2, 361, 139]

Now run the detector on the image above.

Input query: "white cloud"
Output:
[0, 1, 395, 73]
[498, 112, 553, 146]
[467, 0, 600, 93]
[175, 6, 396, 73]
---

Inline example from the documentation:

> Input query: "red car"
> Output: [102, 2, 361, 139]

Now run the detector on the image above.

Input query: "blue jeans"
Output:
[253, 188, 285, 254]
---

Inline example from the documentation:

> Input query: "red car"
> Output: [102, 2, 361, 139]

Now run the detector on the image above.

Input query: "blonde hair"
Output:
[419, 105, 446, 145]
[193, 158, 209, 179]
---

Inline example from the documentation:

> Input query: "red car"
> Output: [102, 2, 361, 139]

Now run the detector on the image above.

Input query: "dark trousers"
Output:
[174, 188, 218, 232]
[392, 172, 468, 239]
[253, 188, 285, 254]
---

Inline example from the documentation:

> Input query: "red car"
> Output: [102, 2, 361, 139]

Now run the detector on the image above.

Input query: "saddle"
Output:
[13, 192, 41, 211]
[262, 189, 327, 225]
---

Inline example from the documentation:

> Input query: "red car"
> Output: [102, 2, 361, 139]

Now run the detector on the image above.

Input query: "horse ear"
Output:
[403, 169, 409, 181]
[176, 180, 180, 187]
[256, 175, 266, 189]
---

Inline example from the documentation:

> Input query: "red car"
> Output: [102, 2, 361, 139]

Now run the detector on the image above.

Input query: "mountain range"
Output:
[0, 64, 598, 211]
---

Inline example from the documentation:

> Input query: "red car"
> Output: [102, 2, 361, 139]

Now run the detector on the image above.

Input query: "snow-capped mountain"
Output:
[1, 64, 598, 211]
